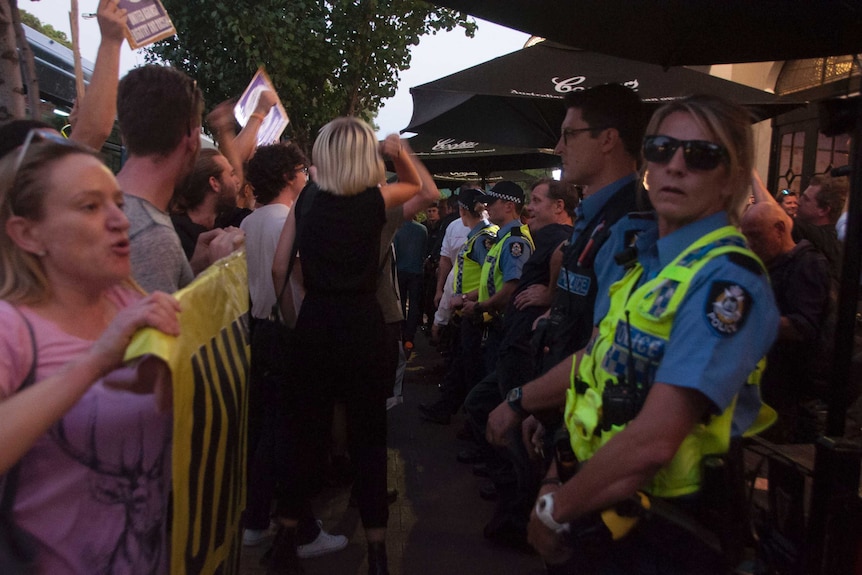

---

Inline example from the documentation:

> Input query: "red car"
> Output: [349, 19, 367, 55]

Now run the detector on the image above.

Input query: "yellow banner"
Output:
[126, 251, 250, 575]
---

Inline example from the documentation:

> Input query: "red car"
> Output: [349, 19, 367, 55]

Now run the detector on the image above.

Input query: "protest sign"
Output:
[234, 68, 290, 146]
[118, 0, 176, 49]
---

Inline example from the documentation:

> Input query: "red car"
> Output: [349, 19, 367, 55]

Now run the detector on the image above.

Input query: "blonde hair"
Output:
[312, 117, 385, 196]
[643, 95, 754, 225]
[0, 141, 99, 304]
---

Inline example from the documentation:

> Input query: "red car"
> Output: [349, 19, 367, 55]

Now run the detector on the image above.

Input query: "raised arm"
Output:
[379, 134, 421, 210]
[68, 0, 127, 150]
[399, 138, 440, 220]
[208, 90, 278, 184]
[751, 169, 779, 205]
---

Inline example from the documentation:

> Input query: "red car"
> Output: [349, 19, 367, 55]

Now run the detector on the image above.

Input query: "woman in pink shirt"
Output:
[0, 132, 181, 574]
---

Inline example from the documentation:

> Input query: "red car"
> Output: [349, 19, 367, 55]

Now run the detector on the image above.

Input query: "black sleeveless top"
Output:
[296, 186, 386, 297]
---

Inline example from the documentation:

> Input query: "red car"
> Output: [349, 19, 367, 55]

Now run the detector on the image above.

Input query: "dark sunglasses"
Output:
[642, 135, 729, 171]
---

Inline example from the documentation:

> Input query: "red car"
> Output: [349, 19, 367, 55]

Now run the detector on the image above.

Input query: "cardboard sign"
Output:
[118, 0, 177, 50]
[233, 68, 290, 146]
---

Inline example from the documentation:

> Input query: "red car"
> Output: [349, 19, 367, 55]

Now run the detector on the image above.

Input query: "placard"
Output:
[233, 67, 290, 146]
[118, 0, 177, 50]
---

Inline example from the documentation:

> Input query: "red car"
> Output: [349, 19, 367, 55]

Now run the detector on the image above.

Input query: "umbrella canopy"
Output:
[404, 42, 800, 148]
[393, 132, 559, 176]
[428, 0, 862, 67]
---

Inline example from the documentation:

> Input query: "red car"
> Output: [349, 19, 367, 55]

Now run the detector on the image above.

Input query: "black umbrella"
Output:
[429, 0, 862, 67]
[404, 42, 800, 148]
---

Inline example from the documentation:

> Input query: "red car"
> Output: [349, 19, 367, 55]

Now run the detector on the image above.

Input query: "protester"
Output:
[267, 119, 421, 575]
[0, 134, 181, 574]
[116, 64, 242, 294]
[528, 95, 779, 573]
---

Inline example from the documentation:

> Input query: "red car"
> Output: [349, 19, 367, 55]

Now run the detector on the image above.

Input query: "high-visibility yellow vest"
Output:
[565, 225, 775, 498]
[453, 223, 498, 294]
[479, 223, 534, 303]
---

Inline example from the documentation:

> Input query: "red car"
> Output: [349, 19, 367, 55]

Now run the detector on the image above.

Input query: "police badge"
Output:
[510, 242, 523, 258]
[705, 281, 751, 336]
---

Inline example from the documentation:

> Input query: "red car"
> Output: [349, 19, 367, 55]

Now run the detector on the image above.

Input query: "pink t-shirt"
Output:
[0, 288, 172, 575]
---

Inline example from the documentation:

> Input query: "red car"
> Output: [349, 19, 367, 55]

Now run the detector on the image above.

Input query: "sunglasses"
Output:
[778, 189, 797, 198]
[7, 129, 84, 216]
[642, 135, 729, 171]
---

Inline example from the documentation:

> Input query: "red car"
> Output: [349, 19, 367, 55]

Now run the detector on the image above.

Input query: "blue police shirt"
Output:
[494, 219, 533, 284]
[626, 212, 779, 436]
[466, 220, 496, 265]
[573, 173, 638, 236]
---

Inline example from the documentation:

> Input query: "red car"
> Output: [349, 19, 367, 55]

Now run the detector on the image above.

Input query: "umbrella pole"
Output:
[826, 98, 862, 437]
[805, 97, 862, 575]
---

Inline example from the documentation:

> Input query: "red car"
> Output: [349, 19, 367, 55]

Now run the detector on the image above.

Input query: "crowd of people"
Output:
[0, 2, 858, 574]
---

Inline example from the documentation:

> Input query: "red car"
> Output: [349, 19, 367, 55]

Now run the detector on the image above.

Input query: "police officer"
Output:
[485, 83, 648, 447]
[528, 96, 779, 573]
[418, 188, 498, 424]
[463, 181, 534, 371]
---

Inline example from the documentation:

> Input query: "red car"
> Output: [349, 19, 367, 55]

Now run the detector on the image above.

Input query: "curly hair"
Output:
[246, 143, 309, 205]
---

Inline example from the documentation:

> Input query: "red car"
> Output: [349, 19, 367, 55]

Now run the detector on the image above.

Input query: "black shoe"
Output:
[479, 482, 498, 501]
[418, 402, 452, 425]
[367, 541, 390, 575]
[472, 463, 490, 477]
[456, 448, 482, 464]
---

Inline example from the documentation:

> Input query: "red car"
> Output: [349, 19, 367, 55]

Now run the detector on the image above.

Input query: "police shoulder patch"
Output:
[510, 241, 524, 258]
[483, 237, 495, 251]
[705, 281, 752, 336]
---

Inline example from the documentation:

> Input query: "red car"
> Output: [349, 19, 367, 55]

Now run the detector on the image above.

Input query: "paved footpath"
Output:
[240, 333, 545, 575]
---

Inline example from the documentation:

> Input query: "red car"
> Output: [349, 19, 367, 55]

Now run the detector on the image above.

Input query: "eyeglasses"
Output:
[561, 126, 608, 146]
[642, 135, 729, 171]
[296, 166, 309, 176]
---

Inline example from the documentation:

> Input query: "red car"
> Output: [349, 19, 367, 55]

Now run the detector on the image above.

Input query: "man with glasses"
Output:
[116, 65, 241, 294]
[486, 83, 649, 446]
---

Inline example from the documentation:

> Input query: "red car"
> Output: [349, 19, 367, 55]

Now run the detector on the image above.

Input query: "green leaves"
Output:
[148, 0, 475, 150]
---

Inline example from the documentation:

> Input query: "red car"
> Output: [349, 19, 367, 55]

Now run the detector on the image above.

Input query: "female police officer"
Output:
[527, 95, 779, 573]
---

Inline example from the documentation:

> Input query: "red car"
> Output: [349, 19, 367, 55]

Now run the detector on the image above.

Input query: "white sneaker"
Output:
[386, 395, 403, 411]
[297, 525, 348, 559]
[242, 528, 272, 547]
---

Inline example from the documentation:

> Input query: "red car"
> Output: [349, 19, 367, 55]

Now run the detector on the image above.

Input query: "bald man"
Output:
[742, 203, 833, 442]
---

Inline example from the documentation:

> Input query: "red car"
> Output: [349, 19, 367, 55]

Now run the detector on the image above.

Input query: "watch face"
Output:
[507, 387, 521, 402]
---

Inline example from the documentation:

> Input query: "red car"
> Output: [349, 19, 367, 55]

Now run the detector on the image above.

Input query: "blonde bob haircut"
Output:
[313, 117, 385, 196]
[643, 94, 754, 226]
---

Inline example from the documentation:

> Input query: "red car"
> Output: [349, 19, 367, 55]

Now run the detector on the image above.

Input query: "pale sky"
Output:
[20, 1, 529, 137]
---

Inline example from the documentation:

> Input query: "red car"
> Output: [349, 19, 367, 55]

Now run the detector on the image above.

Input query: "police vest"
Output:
[546, 180, 643, 368]
[453, 223, 498, 294]
[564, 225, 774, 498]
[479, 223, 534, 303]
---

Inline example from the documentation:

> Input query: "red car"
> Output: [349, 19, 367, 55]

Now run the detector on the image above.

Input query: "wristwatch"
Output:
[535, 493, 570, 534]
[506, 386, 528, 417]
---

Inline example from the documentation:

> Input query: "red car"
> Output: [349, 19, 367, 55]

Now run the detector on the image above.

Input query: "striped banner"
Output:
[126, 251, 251, 575]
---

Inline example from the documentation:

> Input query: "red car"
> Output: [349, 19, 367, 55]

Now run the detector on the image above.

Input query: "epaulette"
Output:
[614, 246, 639, 269]
[510, 226, 523, 237]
